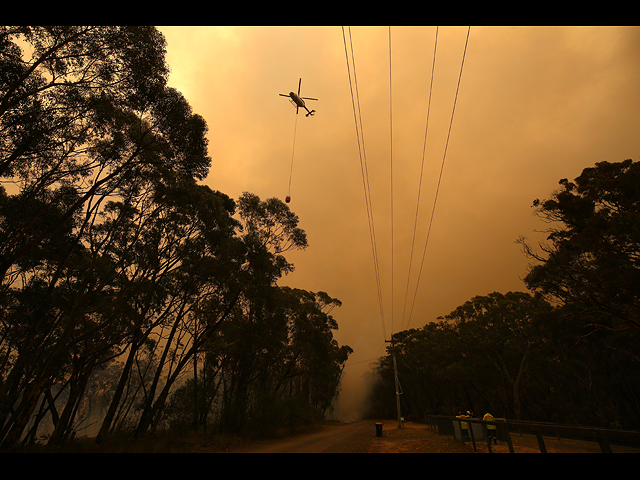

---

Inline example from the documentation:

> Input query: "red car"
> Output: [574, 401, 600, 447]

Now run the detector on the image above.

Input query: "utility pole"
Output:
[386, 338, 403, 429]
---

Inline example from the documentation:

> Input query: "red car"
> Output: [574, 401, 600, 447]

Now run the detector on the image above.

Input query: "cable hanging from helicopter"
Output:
[279, 78, 317, 203]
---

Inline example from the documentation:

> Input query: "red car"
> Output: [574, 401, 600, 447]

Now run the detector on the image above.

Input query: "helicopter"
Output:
[280, 78, 317, 117]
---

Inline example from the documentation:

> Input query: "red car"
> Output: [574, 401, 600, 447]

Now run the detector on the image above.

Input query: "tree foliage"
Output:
[370, 290, 640, 429]
[369, 160, 640, 430]
[0, 26, 351, 448]
[521, 159, 640, 334]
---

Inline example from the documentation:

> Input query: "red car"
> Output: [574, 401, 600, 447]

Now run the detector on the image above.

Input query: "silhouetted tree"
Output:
[520, 159, 640, 335]
[0, 26, 209, 283]
[0, 26, 210, 448]
[0, 27, 353, 448]
[441, 292, 553, 420]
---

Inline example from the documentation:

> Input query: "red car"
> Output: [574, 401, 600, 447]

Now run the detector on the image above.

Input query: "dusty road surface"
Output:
[230, 420, 640, 453]
[233, 420, 470, 453]
[236, 420, 376, 453]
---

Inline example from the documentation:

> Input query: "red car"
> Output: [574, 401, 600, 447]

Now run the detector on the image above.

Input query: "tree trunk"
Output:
[0, 377, 47, 448]
[48, 364, 93, 445]
[96, 338, 140, 444]
[134, 303, 186, 438]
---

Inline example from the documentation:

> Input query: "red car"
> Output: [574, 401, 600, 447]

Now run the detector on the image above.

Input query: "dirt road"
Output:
[230, 420, 640, 453]
[235, 420, 376, 453]
[233, 420, 471, 453]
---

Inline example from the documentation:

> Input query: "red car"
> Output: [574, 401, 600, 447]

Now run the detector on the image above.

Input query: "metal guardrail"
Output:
[425, 414, 640, 453]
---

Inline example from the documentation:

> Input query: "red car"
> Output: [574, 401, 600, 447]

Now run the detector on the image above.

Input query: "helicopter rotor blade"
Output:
[301, 97, 318, 101]
[298, 78, 301, 95]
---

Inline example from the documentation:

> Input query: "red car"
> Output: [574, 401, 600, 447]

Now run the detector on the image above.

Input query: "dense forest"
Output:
[368, 159, 640, 430]
[0, 26, 352, 448]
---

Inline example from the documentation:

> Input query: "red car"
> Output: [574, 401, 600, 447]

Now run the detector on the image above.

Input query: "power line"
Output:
[401, 26, 439, 332]
[342, 26, 471, 340]
[388, 28, 404, 430]
[342, 26, 386, 341]
[389, 26, 394, 339]
[341, 26, 470, 433]
[405, 26, 471, 329]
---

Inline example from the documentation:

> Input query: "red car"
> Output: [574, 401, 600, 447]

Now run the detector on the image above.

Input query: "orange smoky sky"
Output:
[157, 26, 640, 421]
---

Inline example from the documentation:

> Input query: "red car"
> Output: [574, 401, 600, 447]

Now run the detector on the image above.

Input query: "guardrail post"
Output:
[498, 422, 515, 453]
[535, 431, 547, 453]
[468, 419, 477, 452]
[482, 423, 493, 453]
[597, 433, 612, 453]
[456, 418, 466, 446]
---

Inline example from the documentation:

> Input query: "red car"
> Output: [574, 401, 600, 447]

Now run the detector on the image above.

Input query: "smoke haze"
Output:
[158, 26, 640, 421]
